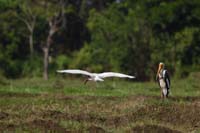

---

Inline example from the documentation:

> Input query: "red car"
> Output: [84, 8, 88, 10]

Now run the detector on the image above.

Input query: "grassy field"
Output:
[0, 74, 200, 133]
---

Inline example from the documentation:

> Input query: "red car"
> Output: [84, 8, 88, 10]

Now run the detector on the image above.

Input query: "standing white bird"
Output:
[57, 69, 135, 84]
[156, 62, 170, 99]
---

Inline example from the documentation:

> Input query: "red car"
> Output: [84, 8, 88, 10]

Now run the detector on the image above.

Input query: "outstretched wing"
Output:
[57, 69, 92, 77]
[98, 72, 135, 79]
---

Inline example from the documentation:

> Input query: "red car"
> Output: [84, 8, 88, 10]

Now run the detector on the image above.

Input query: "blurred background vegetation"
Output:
[0, 0, 199, 81]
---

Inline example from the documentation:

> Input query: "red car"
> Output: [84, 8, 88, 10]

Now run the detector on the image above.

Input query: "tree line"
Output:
[0, 0, 199, 81]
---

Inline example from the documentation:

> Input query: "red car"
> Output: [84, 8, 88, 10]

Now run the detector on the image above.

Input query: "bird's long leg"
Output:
[166, 89, 169, 98]
[161, 89, 164, 99]
[84, 79, 89, 85]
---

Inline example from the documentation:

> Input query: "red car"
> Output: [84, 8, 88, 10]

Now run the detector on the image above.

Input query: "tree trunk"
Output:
[43, 34, 52, 80]
[17, 15, 35, 57]
[42, 1, 64, 80]
[29, 31, 34, 57]
[43, 47, 49, 80]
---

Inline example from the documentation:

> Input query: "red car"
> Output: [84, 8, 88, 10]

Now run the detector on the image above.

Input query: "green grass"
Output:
[1, 76, 199, 97]
[0, 76, 199, 132]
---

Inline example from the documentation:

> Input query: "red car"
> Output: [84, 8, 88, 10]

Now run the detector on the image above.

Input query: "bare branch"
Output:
[17, 15, 32, 30]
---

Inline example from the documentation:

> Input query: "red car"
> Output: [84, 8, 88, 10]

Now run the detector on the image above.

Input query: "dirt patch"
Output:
[131, 125, 182, 133]
[0, 112, 9, 119]
[0, 92, 38, 98]
[1, 94, 199, 132]
[132, 103, 200, 129]
[133, 95, 200, 102]
[39, 95, 200, 129]
[27, 119, 67, 132]
[32, 95, 200, 132]
[87, 125, 106, 133]
[0, 124, 16, 131]
[170, 96, 200, 102]
[57, 95, 120, 101]
[42, 110, 64, 119]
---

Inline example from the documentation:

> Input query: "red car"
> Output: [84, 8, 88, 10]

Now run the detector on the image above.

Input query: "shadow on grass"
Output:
[131, 125, 182, 133]
[0, 91, 38, 98]
[170, 96, 200, 102]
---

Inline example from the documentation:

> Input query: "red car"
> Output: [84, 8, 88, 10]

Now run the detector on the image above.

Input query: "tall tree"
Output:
[42, 0, 66, 80]
[16, 0, 38, 57]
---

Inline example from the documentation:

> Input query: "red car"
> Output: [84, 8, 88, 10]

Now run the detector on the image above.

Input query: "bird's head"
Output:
[156, 62, 165, 78]
[159, 62, 164, 69]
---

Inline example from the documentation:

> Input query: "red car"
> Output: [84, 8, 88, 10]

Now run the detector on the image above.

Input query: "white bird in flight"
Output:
[57, 69, 135, 84]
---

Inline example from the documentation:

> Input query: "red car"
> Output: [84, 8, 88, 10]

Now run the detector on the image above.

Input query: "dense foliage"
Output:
[0, 0, 200, 80]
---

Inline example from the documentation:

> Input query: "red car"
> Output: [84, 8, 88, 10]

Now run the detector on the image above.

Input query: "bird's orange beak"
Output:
[156, 63, 164, 79]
